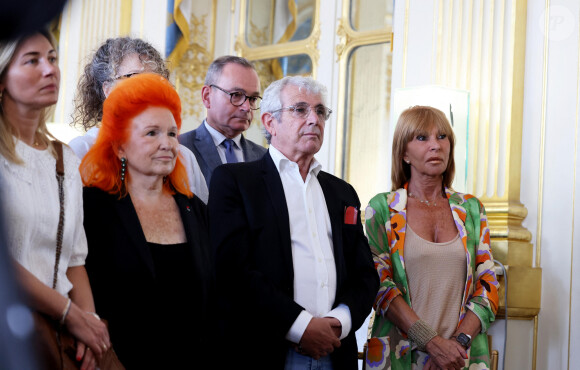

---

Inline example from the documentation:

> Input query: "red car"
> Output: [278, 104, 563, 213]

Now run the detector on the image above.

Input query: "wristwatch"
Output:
[454, 333, 471, 349]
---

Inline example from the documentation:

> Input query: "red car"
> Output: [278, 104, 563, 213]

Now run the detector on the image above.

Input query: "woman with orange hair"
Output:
[80, 73, 214, 369]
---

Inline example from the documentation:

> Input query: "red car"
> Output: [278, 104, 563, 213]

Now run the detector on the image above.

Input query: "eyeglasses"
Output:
[114, 71, 142, 80]
[271, 103, 332, 121]
[210, 85, 262, 110]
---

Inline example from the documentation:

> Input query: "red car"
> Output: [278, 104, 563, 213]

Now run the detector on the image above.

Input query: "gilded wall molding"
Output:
[236, 0, 321, 78]
[334, 2, 392, 179]
[335, 19, 393, 61]
[172, 0, 217, 127]
[431, 0, 539, 321]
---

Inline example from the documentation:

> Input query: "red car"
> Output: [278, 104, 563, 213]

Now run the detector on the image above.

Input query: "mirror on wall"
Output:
[349, 0, 393, 32]
[243, 54, 313, 146]
[245, 0, 315, 47]
[254, 54, 313, 95]
[342, 42, 392, 207]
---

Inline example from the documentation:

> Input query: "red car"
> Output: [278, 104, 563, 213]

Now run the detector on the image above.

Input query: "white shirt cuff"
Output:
[326, 304, 352, 340]
[285, 310, 313, 344]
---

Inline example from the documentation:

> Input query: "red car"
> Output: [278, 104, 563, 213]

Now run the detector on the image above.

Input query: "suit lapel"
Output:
[175, 194, 205, 262]
[240, 135, 250, 161]
[115, 194, 156, 276]
[240, 135, 262, 162]
[261, 153, 293, 273]
[195, 122, 223, 172]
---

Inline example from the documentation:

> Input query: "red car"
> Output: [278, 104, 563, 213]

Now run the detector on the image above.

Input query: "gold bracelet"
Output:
[407, 319, 437, 351]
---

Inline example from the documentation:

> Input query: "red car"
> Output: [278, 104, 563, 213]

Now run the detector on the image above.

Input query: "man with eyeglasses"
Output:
[208, 76, 378, 370]
[179, 55, 267, 187]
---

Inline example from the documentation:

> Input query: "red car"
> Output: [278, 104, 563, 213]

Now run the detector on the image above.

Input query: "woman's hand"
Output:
[76, 341, 97, 370]
[64, 303, 110, 359]
[425, 335, 467, 370]
[423, 357, 441, 370]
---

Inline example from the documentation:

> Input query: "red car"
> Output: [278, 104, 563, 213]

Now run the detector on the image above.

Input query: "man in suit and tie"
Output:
[179, 55, 267, 187]
[208, 76, 379, 369]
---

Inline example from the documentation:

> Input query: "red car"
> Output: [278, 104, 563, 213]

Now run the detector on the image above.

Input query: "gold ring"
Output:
[102, 344, 107, 351]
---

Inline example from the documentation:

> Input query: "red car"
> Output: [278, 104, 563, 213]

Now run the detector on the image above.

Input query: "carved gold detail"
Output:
[335, 20, 349, 61]
[237, 0, 321, 78]
[174, 13, 213, 120]
[248, 19, 269, 47]
[305, 22, 321, 66]
[335, 18, 391, 63]
[424, 0, 538, 323]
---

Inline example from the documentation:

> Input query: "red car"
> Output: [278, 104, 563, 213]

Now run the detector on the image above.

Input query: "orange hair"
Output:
[80, 73, 192, 198]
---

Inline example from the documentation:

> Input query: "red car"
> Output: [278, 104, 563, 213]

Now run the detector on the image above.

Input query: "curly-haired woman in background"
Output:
[69, 37, 208, 203]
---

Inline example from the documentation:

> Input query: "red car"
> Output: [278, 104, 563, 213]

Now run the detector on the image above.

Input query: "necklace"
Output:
[408, 192, 440, 207]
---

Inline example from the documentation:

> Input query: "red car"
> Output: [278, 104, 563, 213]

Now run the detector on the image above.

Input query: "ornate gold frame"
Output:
[235, 0, 321, 78]
[334, 2, 393, 177]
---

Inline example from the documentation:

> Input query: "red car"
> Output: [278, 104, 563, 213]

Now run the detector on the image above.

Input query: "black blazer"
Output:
[179, 121, 267, 187]
[83, 188, 214, 369]
[208, 152, 379, 370]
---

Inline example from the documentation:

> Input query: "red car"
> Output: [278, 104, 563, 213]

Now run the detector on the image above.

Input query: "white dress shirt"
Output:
[68, 127, 209, 204]
[204, 120, 244, 163]
[269, 146, 352, 343]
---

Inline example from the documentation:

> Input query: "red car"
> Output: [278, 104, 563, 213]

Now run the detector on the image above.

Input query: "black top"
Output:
[83, 188, 215, 369]
[147, 242, 202, 365]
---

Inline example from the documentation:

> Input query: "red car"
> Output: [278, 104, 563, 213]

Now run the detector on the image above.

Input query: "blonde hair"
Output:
[0, 31, 59, 164]
[391, 105, 456, 190]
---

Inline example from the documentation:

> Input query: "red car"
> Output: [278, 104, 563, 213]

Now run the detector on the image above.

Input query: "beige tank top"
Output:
[405, 224, 466, 339]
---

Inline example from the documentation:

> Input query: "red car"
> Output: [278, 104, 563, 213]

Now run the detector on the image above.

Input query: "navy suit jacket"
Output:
[208, 152, 379, 370]
[179, 121, 267, 187]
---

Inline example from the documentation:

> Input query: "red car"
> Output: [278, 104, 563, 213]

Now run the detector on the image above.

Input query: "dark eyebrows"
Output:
[142, 124, 178, 130]
[21, 49, 57, 58]
[229, 87, 261, 96]
[293, 101, 309, 106]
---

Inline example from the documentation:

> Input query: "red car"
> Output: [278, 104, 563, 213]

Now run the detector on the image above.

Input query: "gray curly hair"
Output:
[72, 37, 169, 131]
[261, 76, 327, 143]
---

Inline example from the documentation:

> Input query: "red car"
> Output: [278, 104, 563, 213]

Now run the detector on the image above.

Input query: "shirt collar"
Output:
[269, 145, 322, 177]
[203, 120, 242, 148]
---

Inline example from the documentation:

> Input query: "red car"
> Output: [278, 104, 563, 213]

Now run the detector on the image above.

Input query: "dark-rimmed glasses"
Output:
[210, 85, 262, 110]
[271, 103, 332, 121]
[114, 71, 142, 80]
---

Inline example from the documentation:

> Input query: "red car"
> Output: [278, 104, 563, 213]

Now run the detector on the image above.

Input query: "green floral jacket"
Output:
[364, 185, 499, 370]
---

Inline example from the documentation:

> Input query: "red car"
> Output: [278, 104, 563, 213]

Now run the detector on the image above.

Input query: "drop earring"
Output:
[120, 157, 127, 181]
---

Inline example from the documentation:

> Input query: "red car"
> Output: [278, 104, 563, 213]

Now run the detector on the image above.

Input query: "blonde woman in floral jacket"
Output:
[364, 106, 499, 370]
